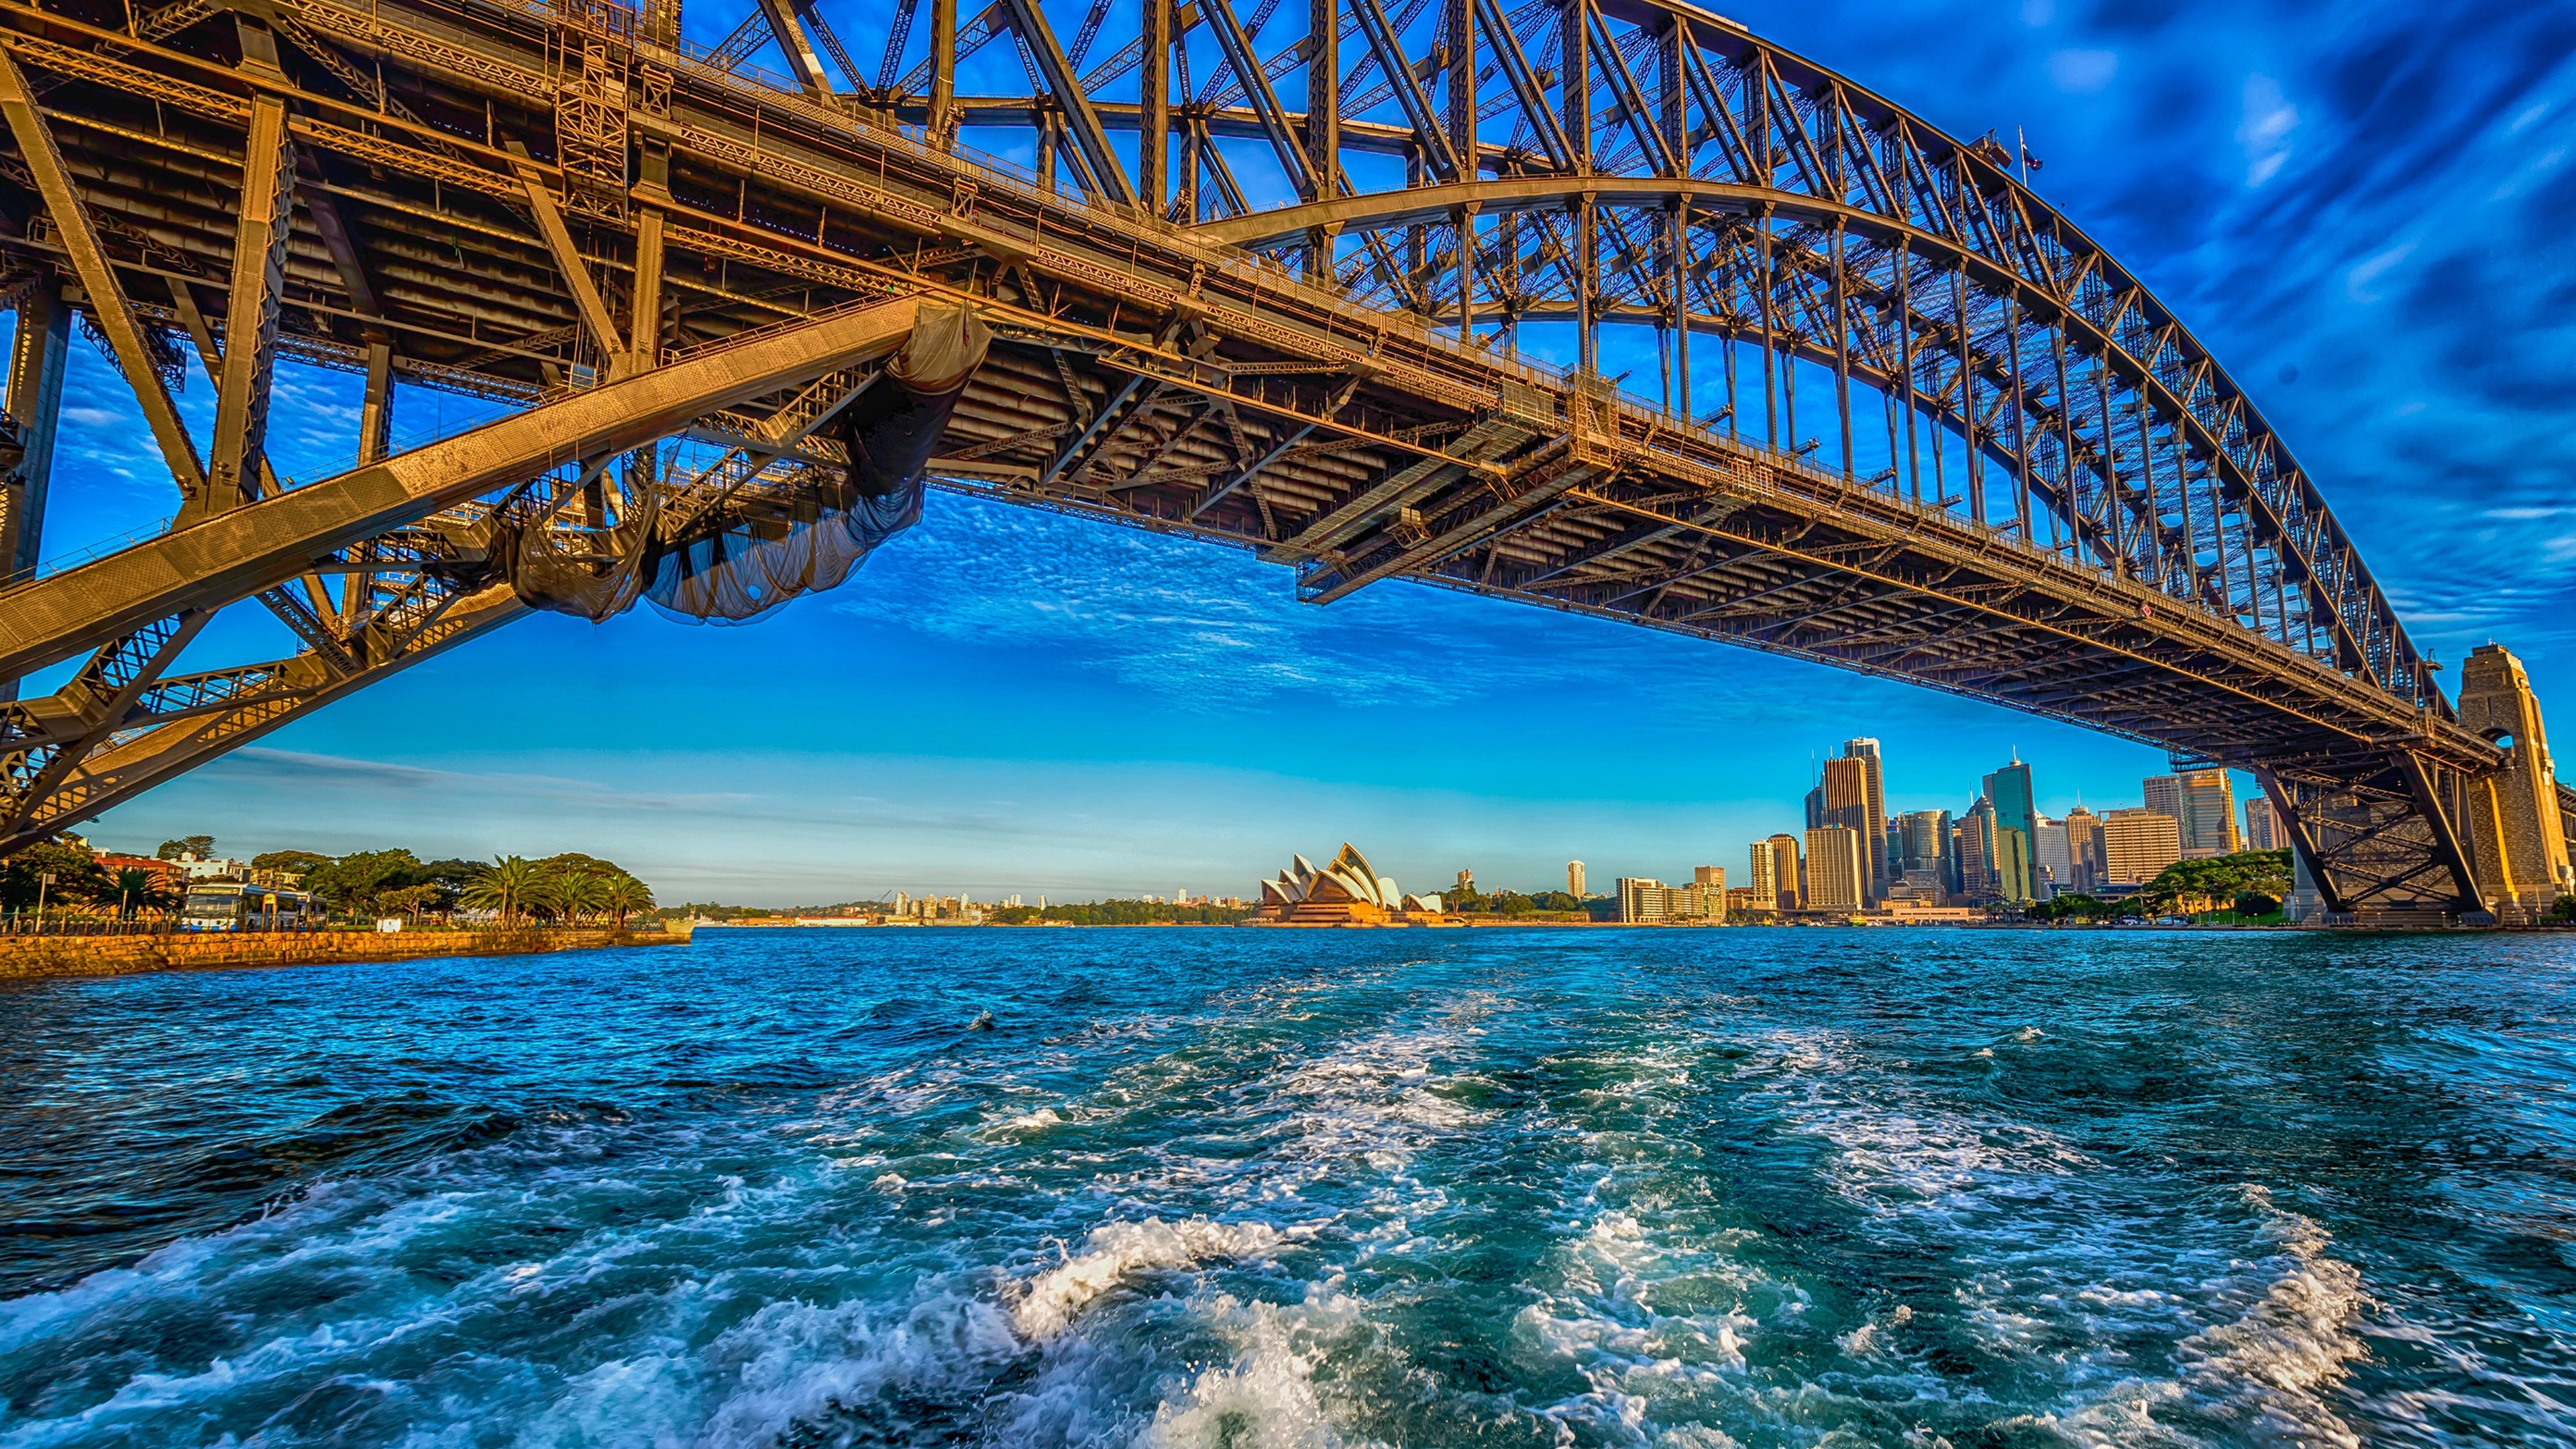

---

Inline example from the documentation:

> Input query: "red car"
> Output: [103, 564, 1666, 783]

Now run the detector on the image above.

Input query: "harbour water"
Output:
[2, 928, 2572, 1446]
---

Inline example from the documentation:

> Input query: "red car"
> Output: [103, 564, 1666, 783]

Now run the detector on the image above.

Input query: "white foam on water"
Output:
[1014, 1217, 1294, 1341]
[1136, 1296, 1359, 1449]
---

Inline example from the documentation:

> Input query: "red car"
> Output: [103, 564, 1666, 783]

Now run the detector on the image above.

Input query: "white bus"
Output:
[179, 882, 327, 931]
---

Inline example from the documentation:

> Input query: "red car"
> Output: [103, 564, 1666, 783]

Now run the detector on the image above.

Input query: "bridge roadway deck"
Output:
[0, 0, 2551, 882]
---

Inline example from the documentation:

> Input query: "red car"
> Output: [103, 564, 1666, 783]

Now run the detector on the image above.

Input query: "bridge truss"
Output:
[0, 0, 2565, 916]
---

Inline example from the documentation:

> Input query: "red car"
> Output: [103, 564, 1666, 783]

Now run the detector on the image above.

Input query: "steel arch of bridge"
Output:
[0, 0, 2564, 917]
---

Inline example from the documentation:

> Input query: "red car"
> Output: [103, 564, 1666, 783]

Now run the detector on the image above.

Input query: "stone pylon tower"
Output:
[2455, 644, 2573, 914]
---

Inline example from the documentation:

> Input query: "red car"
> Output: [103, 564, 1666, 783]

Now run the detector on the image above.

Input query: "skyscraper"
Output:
[2176, 770, 2241, 857]
[1747, 842, 1776, 906]
[1804, 826, 1866, 912]
[1842, 738, 1889, 900]
[1567, 861, 1587, 897]
[2059, 805, 2105, 893]
[1992, 824, 2034, 903]
[1984, 757, 2035, 859]
[2035, 817, 2072, 895]
[1764, 833, 1803, 910]
[1821, 754, 1878, 902]
[1955, 800, 1996, 902]
[2143, 773, 2183, 824]
[2243, 796, 2279, 853]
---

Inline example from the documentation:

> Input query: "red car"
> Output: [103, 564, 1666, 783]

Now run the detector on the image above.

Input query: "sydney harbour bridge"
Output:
[0, 0, 2566, 920]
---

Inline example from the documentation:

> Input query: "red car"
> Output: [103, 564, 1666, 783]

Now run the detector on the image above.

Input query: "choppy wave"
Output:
[3, 928, 2571, 1446]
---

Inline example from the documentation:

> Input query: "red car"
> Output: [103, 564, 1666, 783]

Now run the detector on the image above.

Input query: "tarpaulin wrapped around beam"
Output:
[644, 301, 992, 624]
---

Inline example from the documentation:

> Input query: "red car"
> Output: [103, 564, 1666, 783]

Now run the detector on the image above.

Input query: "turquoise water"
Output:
[3, 928, 2573, 1446]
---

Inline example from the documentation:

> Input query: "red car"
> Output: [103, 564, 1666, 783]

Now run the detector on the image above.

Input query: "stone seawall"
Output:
[0, 926, 690, 983]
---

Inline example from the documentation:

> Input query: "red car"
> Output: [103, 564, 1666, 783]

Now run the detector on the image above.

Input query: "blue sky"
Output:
[26, 0, 2575, 904]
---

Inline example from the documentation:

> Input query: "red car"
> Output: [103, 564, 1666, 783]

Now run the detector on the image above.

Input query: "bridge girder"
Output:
[0, 0, 2561, 916]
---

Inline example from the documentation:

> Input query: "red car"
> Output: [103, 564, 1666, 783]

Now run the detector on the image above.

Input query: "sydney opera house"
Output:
[1257, 845, 1451, 926]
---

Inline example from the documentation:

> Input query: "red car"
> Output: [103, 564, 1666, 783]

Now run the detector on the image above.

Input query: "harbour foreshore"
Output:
[0, 924, 691, 983]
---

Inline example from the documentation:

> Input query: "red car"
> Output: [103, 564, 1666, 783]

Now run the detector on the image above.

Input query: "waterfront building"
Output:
[1843, 739, 1890, 900]
[1568, 861, 1586, 897]
[1804, 826, 1866, 912]
[1762, 833, 1803, 911]
[1887, 868, 1949, 904]
[1746, 842, 1776, 906]
[1618, 877, 1726, 923]
[2102, 808, 2184, 885]
[1724, 886, 1762, 914]
[1258, 844, 1445, 924]
[1694, 864, 1723, 887]
[1821, 754, 1880, 903]
[2243, 796, 2279, 852]
[2176, 770, 2241, 857]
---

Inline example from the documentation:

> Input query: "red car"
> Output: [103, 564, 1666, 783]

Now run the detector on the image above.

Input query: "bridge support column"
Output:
[2261, 753, 2490, 924]
[1, 273, 68, 582]
[0, 273, 66, 702]
[2456, 643, 2573, 916]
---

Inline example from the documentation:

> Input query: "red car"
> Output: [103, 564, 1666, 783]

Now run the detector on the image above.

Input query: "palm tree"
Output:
[95, 866, 178, 920]
[602, 876, 654, 928]
[555, 871, 612, 925]
[460, 855, 538, 926]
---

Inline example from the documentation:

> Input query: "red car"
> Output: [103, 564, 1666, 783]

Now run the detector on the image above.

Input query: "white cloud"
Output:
[2344, 241, 2416, 303]
[2047, 49, 2118, 95]
[2239, 74, 2299, 186]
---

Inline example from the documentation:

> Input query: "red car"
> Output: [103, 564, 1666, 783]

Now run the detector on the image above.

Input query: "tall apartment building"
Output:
[1762, 833, 1803, 910]
[1804, 826, 1867, 912]
[2177, 770, 2241, 857]
[2243, 795, 2279, 852]
[1568, 861, 1587, 896]
[1842, 738, 1890, 900]
[1693, 865, 1725, 888]
[2102, 807, 2184, 885]
[1747, 842, 1776, 907]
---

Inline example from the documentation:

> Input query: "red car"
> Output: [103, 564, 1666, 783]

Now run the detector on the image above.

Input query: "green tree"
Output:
[155, 835, 216, 861]
[305, 849, 426, 918]
[602, 876, 655, 928]
[250, 849, 331, 881]
[1, 841, 111, 912]
[380, 882, 444, 924]
[2233, 891, 2281, 920]
[463, 855, 539, 926]
[97, 865, 181, 918]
